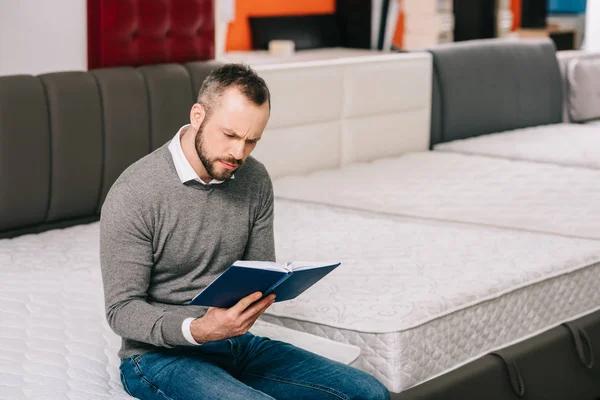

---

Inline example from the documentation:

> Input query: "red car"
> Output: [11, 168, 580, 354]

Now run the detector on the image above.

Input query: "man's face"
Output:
[194, 87, 270, 181]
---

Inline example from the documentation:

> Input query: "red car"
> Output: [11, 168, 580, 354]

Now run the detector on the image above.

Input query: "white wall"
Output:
[0, 0, 87, 76]
[215, 0, 235, 59]
[585, 0, 600, 51]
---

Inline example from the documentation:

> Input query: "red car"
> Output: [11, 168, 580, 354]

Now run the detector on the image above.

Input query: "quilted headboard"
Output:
[188, 51, 433, 179]
[556, 50, 585, 122]
[0, 62, 216, 239]
[429, 38, 564, 146]
[556, 51, 600, 123]
[87, 0, 215, 69]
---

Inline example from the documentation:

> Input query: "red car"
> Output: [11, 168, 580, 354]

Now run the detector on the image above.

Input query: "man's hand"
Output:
[190, 292, 276, 343]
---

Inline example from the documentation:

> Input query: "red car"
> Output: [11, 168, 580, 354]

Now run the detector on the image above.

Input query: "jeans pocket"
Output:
[132, 354, 145, 364]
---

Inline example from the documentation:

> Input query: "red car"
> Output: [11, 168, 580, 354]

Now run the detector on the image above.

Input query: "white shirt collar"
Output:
[168, 125, 234, 185]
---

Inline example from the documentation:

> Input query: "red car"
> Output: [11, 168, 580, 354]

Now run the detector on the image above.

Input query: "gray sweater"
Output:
[100, 143, 275, 359]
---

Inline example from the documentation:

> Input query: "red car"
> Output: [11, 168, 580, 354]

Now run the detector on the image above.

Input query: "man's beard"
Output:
[194, 123, 244, 181]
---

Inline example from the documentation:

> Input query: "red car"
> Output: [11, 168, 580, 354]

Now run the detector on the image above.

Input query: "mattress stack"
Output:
[401, 0, 454, 50]
[265, 147, 600, 392]
[274, 151, 600, 240]
[3, 144, 598, 397]
[265, 200, 600, 392]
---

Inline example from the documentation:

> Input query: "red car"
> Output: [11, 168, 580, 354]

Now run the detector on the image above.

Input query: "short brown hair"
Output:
[197, 64, 270, 118]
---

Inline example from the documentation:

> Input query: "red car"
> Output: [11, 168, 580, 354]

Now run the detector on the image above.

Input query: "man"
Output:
[100, 64, 389, 400]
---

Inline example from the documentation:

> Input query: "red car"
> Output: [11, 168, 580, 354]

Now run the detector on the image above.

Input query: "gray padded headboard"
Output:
[429, 38, 563, 146]
[0, 63, 218, 239]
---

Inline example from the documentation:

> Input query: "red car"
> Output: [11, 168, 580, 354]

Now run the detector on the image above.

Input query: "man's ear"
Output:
[190, 103, 206, 131]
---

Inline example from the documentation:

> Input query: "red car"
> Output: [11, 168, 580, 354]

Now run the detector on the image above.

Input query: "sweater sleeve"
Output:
[100, 181, 192, 348]
[242, 175, 276, 262]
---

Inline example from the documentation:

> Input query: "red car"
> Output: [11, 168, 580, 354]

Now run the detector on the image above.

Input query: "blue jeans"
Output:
[120, 333, 389, 400]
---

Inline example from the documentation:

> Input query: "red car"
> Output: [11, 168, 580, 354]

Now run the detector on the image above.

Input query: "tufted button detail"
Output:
[89, 0, 215, 68]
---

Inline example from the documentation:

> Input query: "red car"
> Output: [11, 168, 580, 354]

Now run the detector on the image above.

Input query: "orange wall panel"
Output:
[392, 11, 405, 49]
[226, 0, 336, 51]
[511, 0, 522, 31]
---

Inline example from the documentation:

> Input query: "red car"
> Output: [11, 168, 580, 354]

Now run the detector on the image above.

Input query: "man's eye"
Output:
[224, 132, 234, 138]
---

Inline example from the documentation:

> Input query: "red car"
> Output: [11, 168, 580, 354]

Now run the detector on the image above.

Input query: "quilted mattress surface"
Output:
[0, 224, 130, 400]
[434, 123, 600, 169]
[3, 199, 600, 395]
[0, 221, 359, 400]
[262, 200, 600, 392]
[274, 151, 600, 240]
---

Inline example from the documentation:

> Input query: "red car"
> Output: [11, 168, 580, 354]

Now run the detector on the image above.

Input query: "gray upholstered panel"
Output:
[184, 60, 223, 99]
[0, 76, 51, 232]
[91, 68, 151, 210]
[137, 64, 194, 150]
[429, 38, 563, 145]
[39, 72, 103, 222]
[0, 61, 220, 238]
[430, 66, 443, 148]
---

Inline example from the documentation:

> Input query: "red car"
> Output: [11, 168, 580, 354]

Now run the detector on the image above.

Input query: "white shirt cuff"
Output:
[182, 318, 203, 345]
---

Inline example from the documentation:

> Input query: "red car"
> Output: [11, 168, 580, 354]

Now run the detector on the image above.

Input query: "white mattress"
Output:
[264, 200, 600, 392]
[217, 48, 401, 67]
[433, 123, 600, 169]
[0, 224, 129, 400]
[0, 223, 360, 400]
[4, 199, 600, 395]
[274, 151, 600, 240]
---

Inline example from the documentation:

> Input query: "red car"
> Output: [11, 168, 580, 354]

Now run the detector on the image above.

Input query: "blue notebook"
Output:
[189, 260, 341, 308]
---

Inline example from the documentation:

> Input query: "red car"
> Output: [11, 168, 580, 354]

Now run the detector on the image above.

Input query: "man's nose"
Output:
[231, 140, 245, 160]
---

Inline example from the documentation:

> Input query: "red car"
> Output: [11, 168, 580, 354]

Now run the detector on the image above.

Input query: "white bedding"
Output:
[3, 199, 600, 395]
[0, 223, 359, 400]
[433, 123, 600, 169]
[0, 224, 129, 400]
[274, 151, 600, 240]
[264, 200, 600, 392]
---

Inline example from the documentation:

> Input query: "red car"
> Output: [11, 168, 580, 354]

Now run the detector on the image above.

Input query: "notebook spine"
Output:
[263, 272, 293, 297]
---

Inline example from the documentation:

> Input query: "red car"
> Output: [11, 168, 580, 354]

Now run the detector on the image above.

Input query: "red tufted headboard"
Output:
[87, 0, 215, 70]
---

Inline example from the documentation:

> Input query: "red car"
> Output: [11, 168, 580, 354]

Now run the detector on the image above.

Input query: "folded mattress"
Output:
[0, 223, 360, 400]
[263, 200, 600, 392]
[433, 123, 600, 170]
[274, 151, 600, 240]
